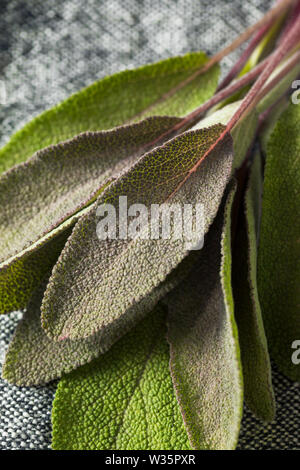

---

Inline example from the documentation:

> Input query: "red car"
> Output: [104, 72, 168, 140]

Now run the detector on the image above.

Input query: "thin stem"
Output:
[183, 57, 270, 123]
[279, 0, 300, 42]
[144, 39, 300, 151]
[134, 0, 296, 120]
[217, 22, 272, 92]
[228, 16, 300, 132]
[250, 47, 300, 112]
[166, 45, 300, 201]
[177, 0, 296, 84]
[143, 55, 272, 151]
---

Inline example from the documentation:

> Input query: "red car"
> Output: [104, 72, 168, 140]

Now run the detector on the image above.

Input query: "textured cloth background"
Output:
[0, 0, 299, 450]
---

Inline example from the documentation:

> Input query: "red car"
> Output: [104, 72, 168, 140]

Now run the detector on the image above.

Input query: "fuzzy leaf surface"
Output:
[41, 124, 234, 341]
[257, 103, 300, 381]
[0, 52, 219, 174]
[51, 305, 191, 450]
[0, 226, 73, 316]
[257, 60, 300, 115]
[232, 153, 275, 421]
[0, 116, 180, 314]
[165, 182, 243, 450]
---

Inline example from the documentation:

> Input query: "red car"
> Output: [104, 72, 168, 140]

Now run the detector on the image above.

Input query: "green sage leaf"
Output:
[51, 305, 191, 450]
[257, 103, 300, 382]
[232, 153, 275, 421]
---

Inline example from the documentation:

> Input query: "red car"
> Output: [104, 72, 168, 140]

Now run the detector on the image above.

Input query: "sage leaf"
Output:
[257, 103, 300, 382]
[41, 124, 234, 341]
[232, 153, 275, 422]
[0, 116, 180, 314]
[51, 305, 191, 450]
[2, 251, 199, 385]
[259, 96, 289, 153]
[165, 181, 243, 450]
[0, 52, 219, 174]
[0, 50, 220, 314]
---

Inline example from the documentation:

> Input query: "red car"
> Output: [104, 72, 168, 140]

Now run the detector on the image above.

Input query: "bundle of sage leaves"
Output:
[0, 0, 299, 450]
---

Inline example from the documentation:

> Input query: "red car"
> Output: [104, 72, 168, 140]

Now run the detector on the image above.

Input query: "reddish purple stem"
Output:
[279, 0, 300, 42]
[227, 15, 300, 132]
[143, 54, 273, 151]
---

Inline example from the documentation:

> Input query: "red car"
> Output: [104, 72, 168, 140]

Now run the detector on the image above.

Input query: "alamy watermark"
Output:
[291, 340, 300, 366]
[96, 196, 205, 251]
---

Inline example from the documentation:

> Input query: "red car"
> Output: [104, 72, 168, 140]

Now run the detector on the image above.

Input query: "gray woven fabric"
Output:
[0, 0, 299, 450]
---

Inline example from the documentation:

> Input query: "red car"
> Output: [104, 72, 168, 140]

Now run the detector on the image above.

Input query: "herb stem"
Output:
[182, 0, 296, 83]
[254, 48, 300, 108]
[228, 16, 300, 132]
[137, 0, 296, 119]
[169, 43, 300, 199]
